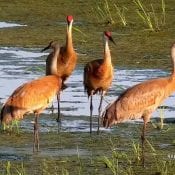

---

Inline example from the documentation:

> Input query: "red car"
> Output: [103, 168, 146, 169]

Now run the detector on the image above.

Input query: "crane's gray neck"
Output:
[50, 47, 60, 75]
[171, 43, 175, 76]
[66, 21, 73, 52]
[103, 37, 111, 64]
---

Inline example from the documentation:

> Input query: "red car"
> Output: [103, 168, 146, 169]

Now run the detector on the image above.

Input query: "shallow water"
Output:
[0, 22, 26, 28]
[0, 47, 175, 133]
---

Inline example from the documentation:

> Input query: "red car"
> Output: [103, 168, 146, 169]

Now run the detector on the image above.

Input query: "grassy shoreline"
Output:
[0, 122, 175, 174]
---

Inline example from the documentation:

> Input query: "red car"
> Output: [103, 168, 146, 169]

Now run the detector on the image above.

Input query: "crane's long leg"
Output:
[90, 92, 93, 134]
[141, 120, 147, 167]
[97, 91, 105, 134]
[51, 103, 54, 115]
[57, 92, 61, 125]
[33, 114, 39, 152]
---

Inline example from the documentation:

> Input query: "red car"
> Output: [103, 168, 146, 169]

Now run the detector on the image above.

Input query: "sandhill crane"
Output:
[1, 41, 62, 152]
[43, 15, 77, 123]
[84, 31, 116, 134]
[102, 42, 175, 164]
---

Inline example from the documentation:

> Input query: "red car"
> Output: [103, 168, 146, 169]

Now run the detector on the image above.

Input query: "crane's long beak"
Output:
[41, 45, 50, 52]
[109, 36, 116, 45]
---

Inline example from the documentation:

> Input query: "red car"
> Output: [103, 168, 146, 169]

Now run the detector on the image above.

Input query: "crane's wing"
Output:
[116, 78, 169, 113]
[9, 76, 61, 112]
[83, 59, 103, 83]
[46, 52, 55, 75]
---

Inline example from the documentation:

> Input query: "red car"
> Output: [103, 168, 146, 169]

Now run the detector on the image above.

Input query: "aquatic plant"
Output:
[151, 107, 165, 130]
[92, 0, 127, 26]
[76, 145, 83, 175]
[146, 139, 156, 153]
[1, 119, 20, 134]
[24, 66, 45, 73]
[5, 161, 11, 175]
[133, 0, 154, 31]
[4, 161, 26, 175]
[73, 26, 88, 43]
[101, 155, 118, 175]
[161, 0, 166, 25]
[153, 155, 175, 175]
[92, 0, 114, 24]
[61, 168, 69, 175]
[133, 0, 166, 31]
[156, 107, 165, 130]
[114, 4, 127, 26]
[10, 120, 20, 134]
[132, 141, 141, 162]
[101, 149, 136, 175]
[15, 162, 26, 175]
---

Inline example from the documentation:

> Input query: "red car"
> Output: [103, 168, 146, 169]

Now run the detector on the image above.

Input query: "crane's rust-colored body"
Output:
[102, 42, 175, 164]
[1, 41, 62, 152]
[84, 31, 115, 134]
[43, 15, 77, 123]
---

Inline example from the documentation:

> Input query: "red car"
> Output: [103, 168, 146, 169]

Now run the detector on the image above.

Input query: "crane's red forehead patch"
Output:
[67, 15, 73, 22]
[104, 31, 112, 37]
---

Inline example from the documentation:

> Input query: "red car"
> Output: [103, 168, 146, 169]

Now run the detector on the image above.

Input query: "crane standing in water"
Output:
[102, 42, 175, 164]
[1, 42, 62, 152]
[42, 15, 77, 123]
[84, 31, 116, 134]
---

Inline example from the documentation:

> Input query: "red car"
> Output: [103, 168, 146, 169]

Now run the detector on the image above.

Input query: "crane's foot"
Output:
[33, 117, 40, 152]
[56, 118, 62, 124]
[56, 117, 62, 132]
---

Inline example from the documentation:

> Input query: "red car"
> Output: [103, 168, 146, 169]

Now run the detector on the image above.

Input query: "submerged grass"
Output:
[1, 120, 21, 135]
[3, 161, 26, 175]
[0, 122, 175, 174]
[1, 136, 175, 174]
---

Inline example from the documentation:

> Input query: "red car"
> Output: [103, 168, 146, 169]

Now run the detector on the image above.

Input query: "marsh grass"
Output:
[92, 0, 114, 24]
[158, 107, 165, 130]
[114, 4, 128, 27]
[1, 120, 21, 134]
[15, 162, 26, 175]
[4, 161, 26, 175]
[5, 161, 11, 175]
[151, 107, 165, 130]
[133, 0, 166, 31]
[0, 132, 175, 175]
[153, 155, 175, 175]
[100, 151, 133, 175]
[132, 141, 141, 162]
[76, 146, 83, 175]
[93, 0, 127, 26]
[93, 0, 166, 30]
[73, 26, 88, 44]
[161, 0, 166, 26]
[61, 168, 69, 175]
[24, 66, 45, 73]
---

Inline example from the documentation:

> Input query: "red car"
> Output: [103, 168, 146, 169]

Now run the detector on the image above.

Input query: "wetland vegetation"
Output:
[0, 0, 175, 174]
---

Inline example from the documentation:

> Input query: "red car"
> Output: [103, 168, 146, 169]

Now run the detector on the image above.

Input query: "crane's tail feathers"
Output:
[0, 105, 5, 123]
[0, 104, 14, 125]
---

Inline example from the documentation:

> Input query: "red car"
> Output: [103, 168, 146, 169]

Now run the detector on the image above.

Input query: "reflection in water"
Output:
[0, 47, 175, 132]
